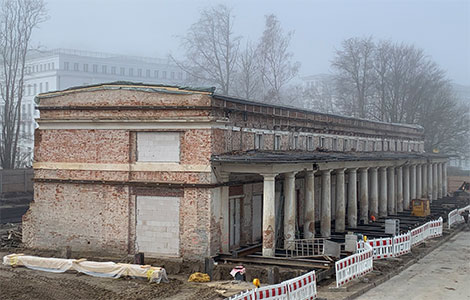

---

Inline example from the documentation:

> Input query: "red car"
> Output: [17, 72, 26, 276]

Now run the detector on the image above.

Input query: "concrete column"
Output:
[387, 167, 395, 215]
[416, 164, 422, 199]
[433, 163, 438, 200]
[428, 164, 434, 201]
[443, 162, 448, 196]
[410, 165, 416, 201]
[321, 170, 331, 238]
[437, 163, 443, 199]
[262, 174, 277, 257]
[397, 166, 403, 212]
[359, 168, 369, 224]
[369, 167, 379, 219]
[220, 173, 230, 253]
[379, 167, 388, 217]
[335, 169, 346, 232]
[403, 166, 410, 210]
[422, 164, 428, 198]
[284, 172, 296, 249]
[347, 168, 358, 228]
[304, 171, 315, 239]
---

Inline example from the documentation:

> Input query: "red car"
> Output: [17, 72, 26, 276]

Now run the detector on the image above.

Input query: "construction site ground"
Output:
[0, 224, 465, 300]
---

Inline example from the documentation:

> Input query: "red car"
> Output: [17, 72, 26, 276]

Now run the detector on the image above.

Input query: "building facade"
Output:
[9, 49, 187, 164]
[23, 82, 448, 260]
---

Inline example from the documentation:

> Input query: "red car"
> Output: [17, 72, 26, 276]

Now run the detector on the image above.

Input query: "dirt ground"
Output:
[0, 257, 225, 300]
[448, 175, 470, 193]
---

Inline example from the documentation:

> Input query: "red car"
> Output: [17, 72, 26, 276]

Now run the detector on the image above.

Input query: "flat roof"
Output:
[211, 150, 447, 164]
[36, 82, 423, 132]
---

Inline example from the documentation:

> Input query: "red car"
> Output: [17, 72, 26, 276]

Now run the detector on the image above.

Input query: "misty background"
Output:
[33, 0, 469, 86]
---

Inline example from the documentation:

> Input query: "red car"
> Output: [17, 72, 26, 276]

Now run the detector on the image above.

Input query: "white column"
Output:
[387, 167, 396, 215]
[262, 173, 277, 257]
[369, 167, 379, 219]
[284, 172, 296, 249]
[220, 173, 230, 253]
[427, 163, 433, 201]
[437, 163, 443, 199]
[433, 163, 438, 200]
[348, 168, 358, 228]
[443, 162, 448, 196]
[403, 166, 410, 210]
[335, 169, 346, 232]
[359, 168, 369, 224]
[416, 164, 422, 199]
[422, 164, 428, 198]
[321, 170, 332, 238]
[410, 165, 416, 201]
[397, 166, 403, 212]
[304, 171, 315, 239]
[379, 167, 388, 217]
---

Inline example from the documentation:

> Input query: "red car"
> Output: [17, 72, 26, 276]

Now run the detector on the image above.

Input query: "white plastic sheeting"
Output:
[3, 254, 168, 283]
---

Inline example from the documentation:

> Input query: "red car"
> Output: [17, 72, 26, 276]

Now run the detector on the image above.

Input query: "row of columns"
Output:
[258, 162, 447, 256]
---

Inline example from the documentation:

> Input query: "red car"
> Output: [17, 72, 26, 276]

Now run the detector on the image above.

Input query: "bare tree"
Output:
[332, 36, 470, 158]
[0, 0, 46, 169]
[300, 75, 337, 114]
[332, 37, 375, 118]
[233, 41, 261, 100]
[257, 14, 300, 103]
[172, 4, 240, 95]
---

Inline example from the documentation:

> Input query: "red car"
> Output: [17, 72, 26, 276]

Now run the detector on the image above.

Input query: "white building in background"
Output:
[17, 48, 188, 164]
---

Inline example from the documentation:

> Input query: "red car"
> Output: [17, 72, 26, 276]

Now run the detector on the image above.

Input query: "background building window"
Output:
[137, 132, 180, 162]
[138, 69, 142, 77]
[293, 135, 299, 149]
[254, 134, 264, 150]
[308, 136, 314, 150]
[274, 135, 281, 150]
[343, 139, 349, 151]
[332, 138, 338, 151]
[74, 63, 79, 71]
[154, 70, 159, 78]
[162, 71, 167, 79]
[146, 69, 150, 77]
[83, 64, 88, 72]
[102, 65, 107, 74]
[64, 62, 69, 70]
[320, 137, 325, 148]
[93, 64, 98, 73]
[120, 67, 125, 75]
[111, 66, 116, 74]
[45, 82, 49, 92]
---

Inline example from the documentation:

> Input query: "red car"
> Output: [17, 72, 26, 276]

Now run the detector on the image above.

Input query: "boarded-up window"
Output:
[137, 132, 180, 162]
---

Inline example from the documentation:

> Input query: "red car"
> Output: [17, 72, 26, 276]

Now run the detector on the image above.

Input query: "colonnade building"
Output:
[23, 82, 448, 260]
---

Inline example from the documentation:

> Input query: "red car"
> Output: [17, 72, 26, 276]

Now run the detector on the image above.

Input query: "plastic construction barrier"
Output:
[392, 231, 411, 257]
[227, 270, 317, 300]
[285, 270, 317, 300]
[3, 254, 168, 283]
[428, 217, 443, 238]
[367, 237, 393, 259]
[448, 205, 470, 229]
[411, 224, 426, 247]
[335, 242, 373, 288]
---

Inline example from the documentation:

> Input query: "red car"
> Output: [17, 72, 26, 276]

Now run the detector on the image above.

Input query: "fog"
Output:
[32, 0, 469, 85]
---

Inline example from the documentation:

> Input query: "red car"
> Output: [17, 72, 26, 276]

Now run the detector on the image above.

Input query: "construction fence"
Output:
[448, 205, 470, 228]
[0, 168, 33, 194]
[336, 217, 443, 288]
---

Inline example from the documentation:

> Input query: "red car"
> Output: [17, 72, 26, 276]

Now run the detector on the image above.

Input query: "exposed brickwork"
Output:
[23, 182, 130, 255]
[25, 84, 427, 262]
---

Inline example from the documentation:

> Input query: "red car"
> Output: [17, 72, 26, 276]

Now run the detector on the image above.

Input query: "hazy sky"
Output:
[32, 0, 470, 85]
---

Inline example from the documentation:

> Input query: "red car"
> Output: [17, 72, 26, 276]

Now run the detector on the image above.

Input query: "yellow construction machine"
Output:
[411, 198, 430, 217]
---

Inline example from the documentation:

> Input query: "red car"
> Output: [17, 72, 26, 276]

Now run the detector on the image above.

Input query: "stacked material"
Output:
[2, 254, 168, 283]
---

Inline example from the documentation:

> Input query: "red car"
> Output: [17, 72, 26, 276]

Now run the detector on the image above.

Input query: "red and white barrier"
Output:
[285, 270, 317, 300]
[335, 242, 373, 287]
[411, 223, 426, 247]
[366, 237, 393, 259]
[226, 270, 317, 300]
[392, 232, 411, 257]
[428, 217, 443, 238]
[448, 205, 470, 229]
